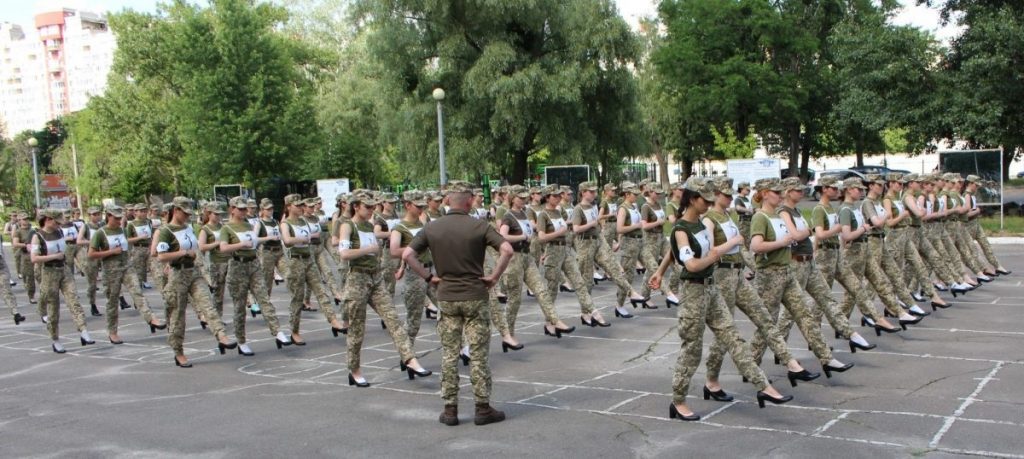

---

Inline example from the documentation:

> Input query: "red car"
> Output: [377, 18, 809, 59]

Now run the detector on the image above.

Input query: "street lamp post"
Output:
[432, 87, 447, 186]
[27, 137, 41, 210]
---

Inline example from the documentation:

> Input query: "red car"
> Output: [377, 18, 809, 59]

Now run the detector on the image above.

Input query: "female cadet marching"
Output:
[125, 204, 154, 289]
[75, 206, 104, 317]
[572, 181, 647, 325]
[374, 193, 401, 297]
[338, 191, 431, 387]
[155, 197, 237, 367]
[535, 185, 595, 338]
[944, 174, 995, 280]
[279, 194, 344, 345]
[648, 177, 792, 421]
[88, 205, 165, 344]
[220, 196, 293, 355]
[773, 177, 876, 354]
[614, 181, 654, 318]
[390, 191, 435, 344]
[747, 178, 854, 378]
[12, 214, 37, 305]
[199, 202, 230, 317]
[638, 184, 680, 307]
[305, 197, 344, 308]
[900, 175, 961, 310]
[702, 177, 822, 396]
[31, 209, 95, 353]
[811, 177, 901, 335]
[58, 209, 81, 279]
[254, 198, 286, 310]
[880, 173, 937, 316]
[964, 175, 1010, 275]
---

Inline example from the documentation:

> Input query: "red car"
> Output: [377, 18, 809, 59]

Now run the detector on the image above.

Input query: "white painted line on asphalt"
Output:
[992, 297, 1001, 304]
[936, 447, 1024, 459]
[810, 411, 850, 437]
[699, 400, 738, 422]
[928, 362, 1004, 448]
[603, 393, 648, 413]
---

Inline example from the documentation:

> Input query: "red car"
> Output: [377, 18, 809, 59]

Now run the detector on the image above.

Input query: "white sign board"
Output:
[316, 178, 350, 217]
[726, 158, 781, 191]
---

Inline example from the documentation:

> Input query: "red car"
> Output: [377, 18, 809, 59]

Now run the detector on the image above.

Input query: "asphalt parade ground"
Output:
[1, 245, 1022, 458]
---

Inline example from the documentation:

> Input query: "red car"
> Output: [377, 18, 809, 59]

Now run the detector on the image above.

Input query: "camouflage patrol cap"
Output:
[87, 206, 102, 214]
[603, 183, 618, 192]
[149, 204, 160, 211]
[228, 196, 248, 209]
[351, 191, 379, 206]
[209, 201, 227, 215]
[382, 192, 399, 203]
[540, 184, 560, 197]
[647, 182, 666, 194]
[711, 177, 734, 195]
[283, 194, 304, 206]
[403, 190, 427, 206]
[886, 172, 904, 183]
[259, 198, 274, 209]
[510, 185, 530, 199]
[620, 181, 640, 194]
[754, 178, 785, 192]
[472, 188, 484, 197]
[840, 177, 866, 190]
[781, 176, 804, 191]
[862, 173, 883, 184]
[944, 172, 963, 182]
[429, 191, 443, 201]
[40, 209, 61, 219]
[447, 180, 473, 194]
[104, 204, 125, 218]
[162, 203, 174, 213]
[578, 181, 598, 193]
[904, 173, 921, 182]
[818, 176, 840, 188]
[683, 177, 716, 201]
[737, 181, 751, 191]
[529, 186, 542, 195]
[638, 178, 652, 188]
[966, 174, 982, 184]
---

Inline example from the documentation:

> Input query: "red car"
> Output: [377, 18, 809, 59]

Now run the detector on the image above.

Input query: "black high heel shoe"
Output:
[614, 309, 634, 319]
[756, 391, 793, 408]
[334, 298, 342, 306]
[149, 322, 167, 334]
[238, 347, 255, 356]
[996, 268, 1012, 275]
[849, 340, 876, 353]
[544, 326, 561, 339]
[459, 352, 470, 366]
[823, 362, 854, 378]
[497, 295, 508, 304]
[502, 341, 524, 353]
[931, 301, 951, 311]
[218, 341, 238, 355]
[666, 298, 679, 308]
[380, 320, 387, 330]
[884, 310, 895, 318]
[703, 386, 734, 402]
[13, 313, 26, 325]
[860, 317, 874, 328]
[581, 316, 611, 327]
[80, 336, 95, 346]
[174, 356, 192, 368]
[275, 338, 291, 349]
[52, 343, 66, 354]
[425, 308, 438, 319]
[874, 323, 900, 336]
[629, 297, 651, 309]
[787, 369, 820, 387]
[668, 404, 700, 421]
[407, 366, 433, 380]
[898, 316, 922, 330]
[950, 286, 968, 298]
[109, 338, 125, 345]
[200, 320, 208, 330]
[250, 308, 259, 318]
[559, 285, 575, 293]
[331, 326, 347, 337]
[348, 373, 370, 387]
[119, 296, 131, 310]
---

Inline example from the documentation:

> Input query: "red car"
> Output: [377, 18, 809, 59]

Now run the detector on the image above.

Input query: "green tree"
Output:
[353, 0, 641, 184]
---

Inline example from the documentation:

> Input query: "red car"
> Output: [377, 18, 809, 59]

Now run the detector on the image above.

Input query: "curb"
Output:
[987, 237, 1024, 245]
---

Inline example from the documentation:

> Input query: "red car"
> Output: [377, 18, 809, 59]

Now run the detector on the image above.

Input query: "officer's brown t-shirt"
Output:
[409, 209, 505, 301]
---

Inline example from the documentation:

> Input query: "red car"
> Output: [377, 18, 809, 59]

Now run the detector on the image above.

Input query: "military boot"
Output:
[474, 403, 506, 426]
[438, 405, 458, 426]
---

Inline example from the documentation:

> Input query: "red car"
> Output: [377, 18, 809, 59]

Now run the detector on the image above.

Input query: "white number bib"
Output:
[769, 217, 790, 240]
[628, 208, 642, 225]
[292, 224, 310, 247]
[518, 219, 534, 237]
[873, 204, 886, 219]
[247, 217, 260, 228]
[43, 237, 66, 255]
[308, 223, 321, 238]
[654, 209, 666, 221]
[357, 230, 378, 255]
[106, 232, 129, 252]
[550, 218, 567, 232]
[894, 201, 905, 215]
[61, 226, 78, 241]
[828, 213, 839, 227]
[694, 229, 712, 255]
[173, 227, 198, 252]
[386, 219, 400, 231]
[237, 230, 257, 248]
[720, 219, 741, 255]
[408, 227, 423, 237]
[584, 207, 599, 223]
[607, 203, 618, 215]
[133, 223, 152, 239]
[265, 225, 281, 239]
[852, 209, 865, 227]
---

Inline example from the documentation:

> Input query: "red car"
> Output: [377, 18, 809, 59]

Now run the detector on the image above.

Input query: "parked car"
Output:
[1016, 171, 1024, 179]
[810, 169, 865, 200]
[849, 165, 911, 176]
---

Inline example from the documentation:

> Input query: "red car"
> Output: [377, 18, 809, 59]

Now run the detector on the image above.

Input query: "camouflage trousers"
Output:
[284, 254, 336, 333]
[79, 255, 100, 306]
[936, 223, 974, 275]
[380, 247, 400, 297]
[543, 243, 595, 315]
[208, 260, 228, 316]
[967, 219, 1000, 269]
[528, 238, 543, 270]
[641, 232, 669, 298]
[616, 235, 643, 307]
[130, 246, 149, 286]
[815, 246, 881, 322]
[1, 256, 17, 317]
[948, 221, 985, 273]
[13, 250, 23, 281]
[739, 217, 753, 249]
[706, 266, 793, 381]
[911, 225, 958, 291]
[343, 270, 415, 371]
[575, 236, 632, 295]
[18, 252, 35, 300]
[751, 265, 834, 366]
[438, 299, 492, 405]
[64, 244, 79, 277]
[891, 227, 938, 298]
[838, 240, 901, 320]
[778, 259, 855, 342]
[601, 222, 617, 248]
[40, 265, 87, 340]
[164, 266, 226, 354]
[305, 244, 344, 304]
[227, 258, 281, 343]
[878, 230, 918, 307]
[403, 266, 438, 344]
[673, 281, 767, 405]
[149, 256, 166, 292]
[101, 256, 155, 335]
[195, 250, 212, 285]
[503, 251, 560, 336]
[260, 247, 286, 296]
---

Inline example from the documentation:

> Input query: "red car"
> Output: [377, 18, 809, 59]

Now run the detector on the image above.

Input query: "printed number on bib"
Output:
[107, 233, 129, 252]
[518, 220, 534, 237]
[357, 231, 378, 254]
[551, 218, 567, 232]
[720, 220, 741, 254]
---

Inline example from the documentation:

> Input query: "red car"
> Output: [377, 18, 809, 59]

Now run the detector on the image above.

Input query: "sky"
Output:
[1, 0, 961, 43]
